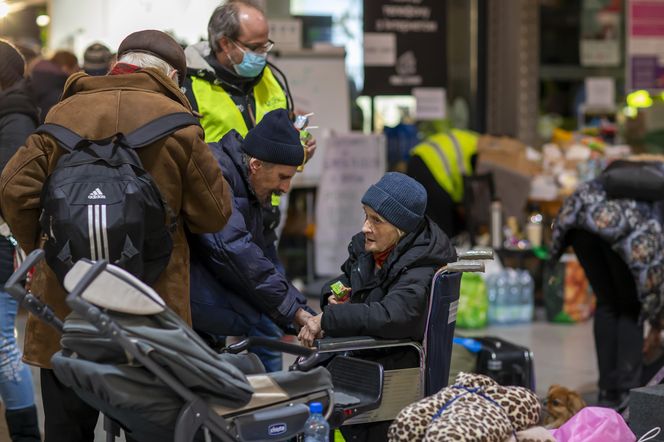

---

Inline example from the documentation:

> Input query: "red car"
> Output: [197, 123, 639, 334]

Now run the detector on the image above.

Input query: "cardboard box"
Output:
[476, 135, 541, 177]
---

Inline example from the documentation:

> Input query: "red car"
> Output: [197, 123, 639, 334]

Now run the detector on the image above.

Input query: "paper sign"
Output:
[413, 87, 447, 120]
[585, 77, 615, 107]
[364, 32, 397, 66]
[314, 134, 386, 276]
[269, 19, 302, 51]
[628, 0, 664, 91]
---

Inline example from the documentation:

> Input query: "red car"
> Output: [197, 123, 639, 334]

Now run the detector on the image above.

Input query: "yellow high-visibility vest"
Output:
[191, 66, 287, 142]
[410, 129, 478, 203]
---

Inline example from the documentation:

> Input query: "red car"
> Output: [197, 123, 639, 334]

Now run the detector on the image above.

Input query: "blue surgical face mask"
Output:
[228, 41, 267, 78]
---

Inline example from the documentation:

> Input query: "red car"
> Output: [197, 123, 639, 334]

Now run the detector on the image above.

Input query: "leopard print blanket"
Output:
[388, 372, 541, 442]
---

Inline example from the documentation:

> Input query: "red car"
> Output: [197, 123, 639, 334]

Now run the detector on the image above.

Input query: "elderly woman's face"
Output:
[362, 206, 401, 253]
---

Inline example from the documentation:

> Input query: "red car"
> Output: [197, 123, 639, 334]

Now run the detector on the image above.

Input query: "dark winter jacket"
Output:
[551, 160, 664, 327]
[0, 80, 39, 283]
[30, 60, 69, 123]
[189, 130, 309, 336]
[321, 217, 456, 341]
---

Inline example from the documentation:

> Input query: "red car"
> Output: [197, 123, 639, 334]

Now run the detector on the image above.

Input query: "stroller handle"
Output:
[226, 336, 315, 358]
[4, 248, 64, 332]
[4, 248, 44, 301]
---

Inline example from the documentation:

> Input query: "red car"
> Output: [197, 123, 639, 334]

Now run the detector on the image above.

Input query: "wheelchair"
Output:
[292, 249, 492, 427]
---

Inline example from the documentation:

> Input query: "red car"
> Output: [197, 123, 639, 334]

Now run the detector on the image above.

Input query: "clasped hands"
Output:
[295, 294, 345, 347]
[297, 313, 323, 348]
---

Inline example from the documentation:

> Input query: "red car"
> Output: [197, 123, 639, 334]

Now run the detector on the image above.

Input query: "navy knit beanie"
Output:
[361, 172, 427, 232]
[243, 109, 304, 166]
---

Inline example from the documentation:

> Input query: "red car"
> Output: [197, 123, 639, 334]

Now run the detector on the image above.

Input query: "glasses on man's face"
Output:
[234, 38, 275, 54]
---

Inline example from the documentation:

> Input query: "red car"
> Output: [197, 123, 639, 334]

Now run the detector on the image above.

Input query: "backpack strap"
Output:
[34, 124, 87, 152]
[121, 112, 200, 148]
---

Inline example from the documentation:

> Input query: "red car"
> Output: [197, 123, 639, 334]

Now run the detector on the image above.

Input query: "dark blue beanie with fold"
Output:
[242, 109, 304, 166]
[361, 172, 427, 232]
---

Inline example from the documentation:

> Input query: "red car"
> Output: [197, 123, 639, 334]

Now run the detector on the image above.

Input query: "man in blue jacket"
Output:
[189, 108, 311, 371]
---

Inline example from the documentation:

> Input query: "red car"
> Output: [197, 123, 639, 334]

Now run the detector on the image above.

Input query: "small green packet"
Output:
[330, 281, 350, 302]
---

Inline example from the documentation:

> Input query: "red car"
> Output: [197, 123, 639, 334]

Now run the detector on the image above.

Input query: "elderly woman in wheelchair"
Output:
[298, 172, 457, 441]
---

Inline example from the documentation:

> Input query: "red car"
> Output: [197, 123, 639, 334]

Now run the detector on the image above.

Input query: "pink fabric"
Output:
[551, 407, 635, 442]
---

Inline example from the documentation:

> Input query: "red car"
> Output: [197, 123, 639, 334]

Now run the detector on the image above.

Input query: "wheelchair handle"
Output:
[445, 260, 485, 273]
[457, 249, 493, 261]
[4, 249, 44, 302]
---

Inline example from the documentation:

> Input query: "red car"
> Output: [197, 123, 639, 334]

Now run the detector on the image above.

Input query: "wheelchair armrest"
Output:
[314, 336, 416, 353]
[445, 260, 485, 273]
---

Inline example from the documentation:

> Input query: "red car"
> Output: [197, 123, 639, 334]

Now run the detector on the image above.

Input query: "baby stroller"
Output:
[6, 250, 384, 442]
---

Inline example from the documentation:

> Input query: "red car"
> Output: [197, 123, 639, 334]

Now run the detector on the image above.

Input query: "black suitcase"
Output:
[473, 336, 535, 390]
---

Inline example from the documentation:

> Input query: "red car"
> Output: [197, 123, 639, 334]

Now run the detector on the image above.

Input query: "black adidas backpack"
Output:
[35, 113, 199, 285]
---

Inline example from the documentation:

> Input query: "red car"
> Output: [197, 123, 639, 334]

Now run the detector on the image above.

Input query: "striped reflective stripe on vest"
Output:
[447, 131, 466, 175]
[424, 139, 454, 179]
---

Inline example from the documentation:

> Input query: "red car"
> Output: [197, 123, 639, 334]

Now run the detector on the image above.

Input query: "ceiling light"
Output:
[0, 1, 10, 19]
[36, 14, 50, 27]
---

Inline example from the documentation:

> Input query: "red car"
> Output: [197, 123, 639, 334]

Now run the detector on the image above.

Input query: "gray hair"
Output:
[208, 0, 265, 53]
[242, 152, 275, 169]
[117, 51, 179, 86]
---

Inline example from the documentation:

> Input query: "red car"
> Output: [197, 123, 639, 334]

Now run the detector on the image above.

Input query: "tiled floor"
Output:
[0, 309, 600, 442]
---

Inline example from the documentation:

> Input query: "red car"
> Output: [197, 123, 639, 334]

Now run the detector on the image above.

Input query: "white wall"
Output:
[49, 0, 222, 56]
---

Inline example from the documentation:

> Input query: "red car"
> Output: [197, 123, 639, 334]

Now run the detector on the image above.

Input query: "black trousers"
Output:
[41, 368, 99, 442]
[568, 229, 643, 392]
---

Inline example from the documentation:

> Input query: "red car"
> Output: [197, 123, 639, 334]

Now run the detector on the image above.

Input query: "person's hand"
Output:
[304, 136, 317, 163]
[298, 313, 323, 347]
[327, 286, 350, 305]
[294, 308, 313, 327]
[644, 324, 662, 360]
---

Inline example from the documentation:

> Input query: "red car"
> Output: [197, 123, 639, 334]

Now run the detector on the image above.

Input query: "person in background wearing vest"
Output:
[184, 0, 315, 372]
[0, 30, 232, 442]
[406, 129, 479, 238]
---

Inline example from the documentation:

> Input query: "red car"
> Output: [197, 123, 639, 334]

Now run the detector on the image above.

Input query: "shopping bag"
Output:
[457, 272, 488, 329]
[550, 407, 635, 442]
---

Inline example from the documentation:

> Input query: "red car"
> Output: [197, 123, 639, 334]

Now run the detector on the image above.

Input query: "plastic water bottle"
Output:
[493, 272, 509, 324]
[304, 402, 329, 442]
[506, 270, 521, 323]
[518, 270, 534, 323]
[486, 273, 497, 324]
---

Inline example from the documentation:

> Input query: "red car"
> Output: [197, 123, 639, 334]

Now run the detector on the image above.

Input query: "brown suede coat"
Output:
[0, 68, 232, 368]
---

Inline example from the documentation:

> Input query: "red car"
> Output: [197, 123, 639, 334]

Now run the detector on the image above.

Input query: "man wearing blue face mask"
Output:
[185, 0, 301, 145]
[183, 0, 315, 372]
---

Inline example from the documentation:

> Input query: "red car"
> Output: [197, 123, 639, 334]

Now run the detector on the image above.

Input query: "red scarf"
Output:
[373, 245, 396, 269]
[109, 63, 141, 76]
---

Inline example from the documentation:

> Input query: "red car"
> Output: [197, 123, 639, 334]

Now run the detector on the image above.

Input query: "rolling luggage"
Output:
[474, 336, 535, 390]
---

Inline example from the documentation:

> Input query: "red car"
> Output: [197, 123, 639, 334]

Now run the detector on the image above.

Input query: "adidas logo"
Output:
[87, 188, 106, 200]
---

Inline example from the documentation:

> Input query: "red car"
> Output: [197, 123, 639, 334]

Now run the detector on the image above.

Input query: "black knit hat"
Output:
[243, 109, 304, 166]
[0, 40, 25, 90]
[361, 172, 427, 232]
